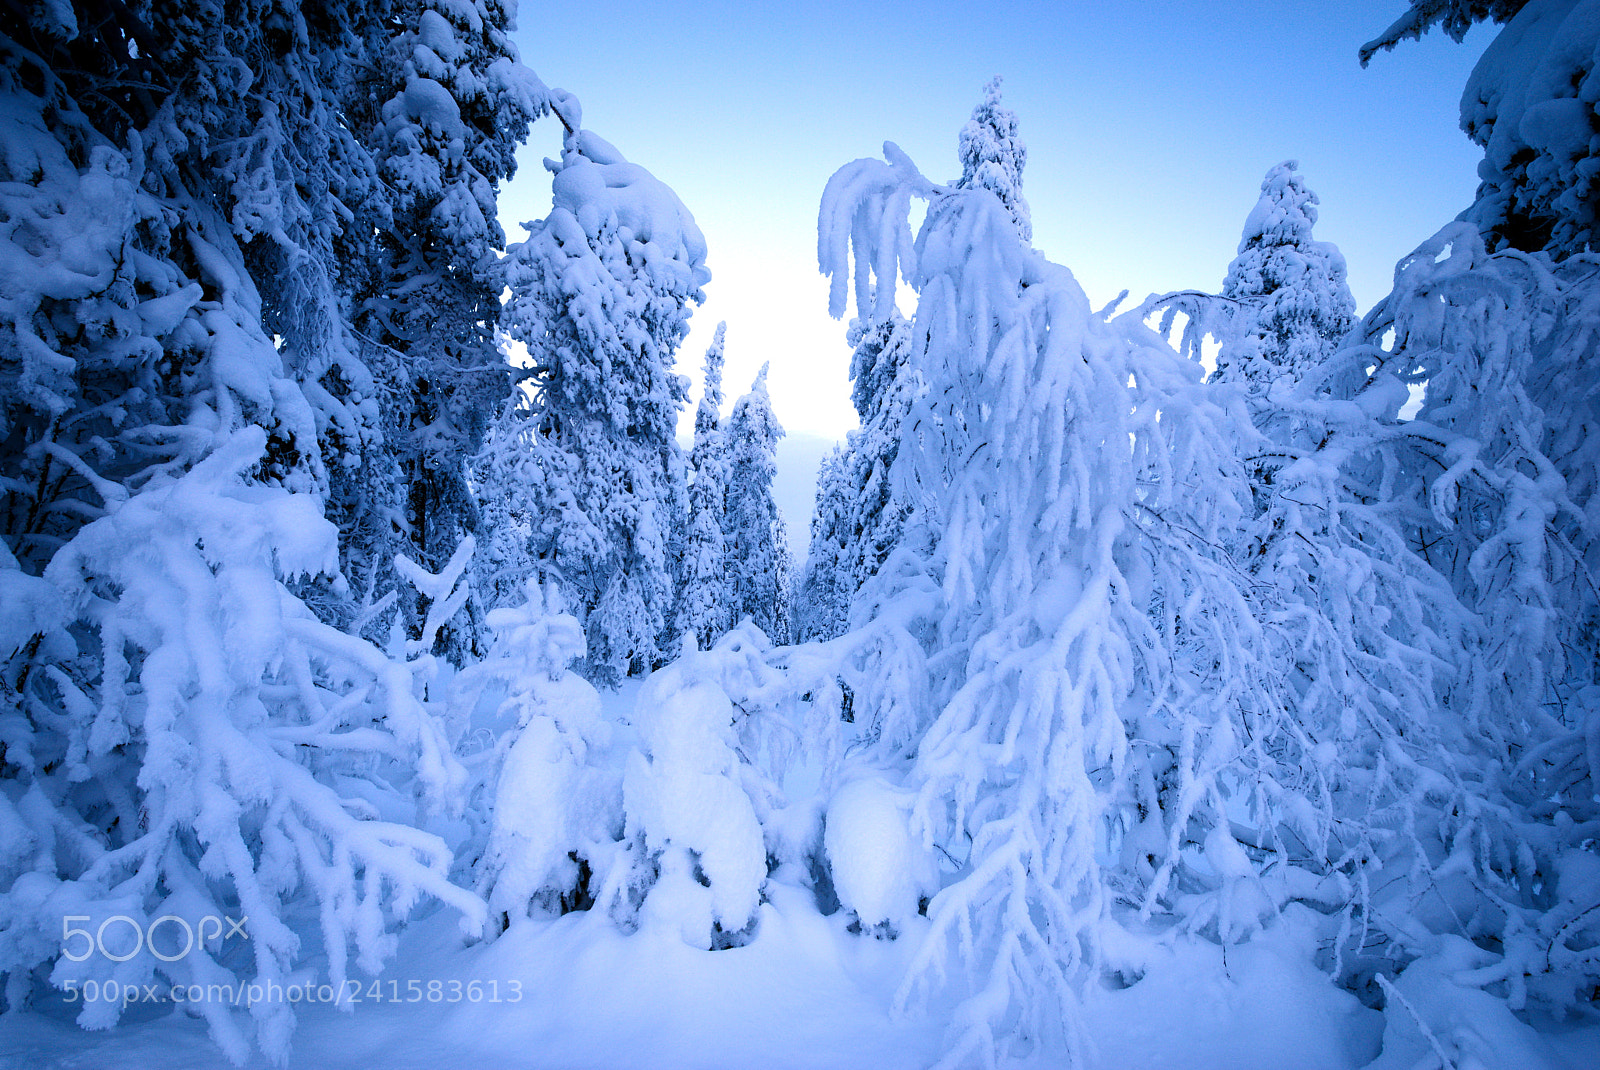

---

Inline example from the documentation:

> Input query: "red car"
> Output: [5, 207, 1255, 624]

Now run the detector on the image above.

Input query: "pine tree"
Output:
[724, 363, 790, 641]
[492, 110, 706, 685]
[463, 581, 612, 929]
[676, 323, 732, 647]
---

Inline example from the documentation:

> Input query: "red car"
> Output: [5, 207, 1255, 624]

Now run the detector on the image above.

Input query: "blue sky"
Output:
[501, 1, 1493, 443]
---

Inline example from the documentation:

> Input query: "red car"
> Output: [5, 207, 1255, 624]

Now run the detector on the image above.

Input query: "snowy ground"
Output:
[5, 681, 1600, 1070]
[10, 895, 1600, 1070]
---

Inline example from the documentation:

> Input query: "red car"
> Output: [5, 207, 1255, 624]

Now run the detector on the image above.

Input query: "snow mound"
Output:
[823, 774, 936, 935]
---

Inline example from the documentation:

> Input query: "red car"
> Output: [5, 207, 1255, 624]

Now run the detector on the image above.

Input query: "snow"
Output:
[15, 901, 1591, 1070]
[9, 5, 1600, 1070]
[623, 653, 768, 947]
[823, 774, 936, 934]
[551, 131, 710, 280]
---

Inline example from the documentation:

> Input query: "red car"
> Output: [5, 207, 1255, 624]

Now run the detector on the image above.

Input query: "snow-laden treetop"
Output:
[545, 126, 710, 291]
[1232, 160, 1320, 257]
[956, 75, 1031, 243]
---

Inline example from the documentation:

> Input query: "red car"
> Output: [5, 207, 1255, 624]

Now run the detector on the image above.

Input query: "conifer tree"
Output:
[724, 363, 790, 641]
[344, 0, 545, 659]
[799, 77, 1021, 644]
[493, 109, 705, 684]
[955, 75, 1031, 243]
[795, 314, 923, 642]
[676, 323, 732, 647]
[1212, 161, 1356, 390]
[795, 444, 856, 642]
[0, 4, 543, 1058]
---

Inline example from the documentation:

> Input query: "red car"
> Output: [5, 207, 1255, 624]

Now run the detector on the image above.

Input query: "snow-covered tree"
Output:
[819, 135, 1304, 1065]
[4, 1, 547, 657]
[799, 79, 1028, 649]
[614, 647, 769, 949]
[462, 581, 616, 929]
[0, 4, 544, 1060]
[2, 431, 486, 1063]
[795, 298, 924, 647]
[1341, 224, 1600, 1017]
[491, 106, 705, 684]
[808, 103, 1558, 1064]
[798, 78, 1023, 647]
[675, 323, 732, 647]
[1363, 0, 1594, 259]
[1210, 161, 1356, 390]
[955, 75, 1031, 244]
[773, 511, 795, 644]
[794, 445, 856, 643]
[725, 363, 790, 642]
[341, 0, 545, 659]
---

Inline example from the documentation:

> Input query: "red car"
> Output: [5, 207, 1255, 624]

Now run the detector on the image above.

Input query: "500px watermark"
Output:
[61, 977, 525, 1007]
[61, 914, 248, 963]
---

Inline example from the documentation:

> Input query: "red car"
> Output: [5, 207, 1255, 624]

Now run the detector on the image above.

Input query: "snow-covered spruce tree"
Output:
[0, 5, 541, 1060]
[773, 508, 796, 644]
[675, 322, 732, 647]
[1141, 164, 1428, 761]
[1209, 161, 1356, 390]
[0, 4, 328, 576]
[795, 311, 922, 648]
[341, 0, 545, 660]
[794, 295, 923, 648]
[1358, 0, 1528, 64]
[491, 102, 705, 685]
[725, 363, 791, 642]
[1142, 153, 1600, 1033]
[955, 75, 1031, 244]
[794, 444, 856, 642]
[19, 1, 548, 656]
[844, 313, 926, 597]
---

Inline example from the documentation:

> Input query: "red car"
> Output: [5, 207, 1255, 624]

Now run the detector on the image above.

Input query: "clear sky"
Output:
[501, 1, 1494, 442]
